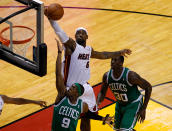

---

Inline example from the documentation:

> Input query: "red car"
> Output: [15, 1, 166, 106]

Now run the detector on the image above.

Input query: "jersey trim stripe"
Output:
[131, 95, 143, 104]
[81, 101, 83, 113]
[106, 71, 110, 83]
[111, 67, 125, 81]
[126, 70, 133, 86]
[64, 55, 71, 86]
[67, 98, 79, 106]
[129, 99, 142, 129]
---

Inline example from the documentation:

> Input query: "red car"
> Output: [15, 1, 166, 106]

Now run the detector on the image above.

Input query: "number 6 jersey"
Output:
[52, 96, 83, 131]
[62, 43, 92, 87]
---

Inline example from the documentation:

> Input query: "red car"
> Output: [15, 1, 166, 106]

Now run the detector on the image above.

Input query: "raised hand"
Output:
[36, 100, 47, 108]
[120, 49, 132, 57]
[44, 6, 49, 17]
[105, 116, 115, 128]
[103, 114, 115, 128]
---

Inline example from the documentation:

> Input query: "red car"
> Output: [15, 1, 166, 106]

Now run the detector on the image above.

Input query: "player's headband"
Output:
[75, 27, 88, 35]
[74, 83, 82, 97]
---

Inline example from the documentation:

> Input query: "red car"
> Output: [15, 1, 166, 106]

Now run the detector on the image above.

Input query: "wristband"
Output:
[103, 114, 109, 125]
[110, 121, 113, 125]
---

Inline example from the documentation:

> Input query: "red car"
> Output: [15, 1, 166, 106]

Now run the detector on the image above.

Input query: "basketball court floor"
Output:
[0, 0, 172, 130]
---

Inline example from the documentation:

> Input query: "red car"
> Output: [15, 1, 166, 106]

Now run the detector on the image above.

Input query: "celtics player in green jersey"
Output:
[97, 56, 152, 131]
[52, 38, 88, 131]
[53, 39, 114, 131]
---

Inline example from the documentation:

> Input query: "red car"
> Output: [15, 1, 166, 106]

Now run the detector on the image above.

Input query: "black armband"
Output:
[81, 110, 103, 121]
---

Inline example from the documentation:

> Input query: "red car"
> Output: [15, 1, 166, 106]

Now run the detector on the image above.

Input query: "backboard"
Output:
[0, 0, 47, 76]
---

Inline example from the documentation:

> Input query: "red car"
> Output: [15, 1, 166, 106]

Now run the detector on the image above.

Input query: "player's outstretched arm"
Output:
[55, 39, 66, 96]
[45, 14, 69, 44]
[1, 95, 47, 107]
[45, 11, 76, 55]
[91, 48, 132, 59]
[48, 20, 76, 55]
[97, 72, 109, 105]
[81, 109, 114, 128]
[81, 101, 114, 128]
[128, 71, 152, 123]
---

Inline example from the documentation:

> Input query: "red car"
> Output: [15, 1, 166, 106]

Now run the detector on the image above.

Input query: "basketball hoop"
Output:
[0, 25, 35, 57]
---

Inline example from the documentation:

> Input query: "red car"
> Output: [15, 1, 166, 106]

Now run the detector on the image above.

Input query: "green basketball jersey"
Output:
[52, 96, 83, 131]
[107, 67, 141, 105]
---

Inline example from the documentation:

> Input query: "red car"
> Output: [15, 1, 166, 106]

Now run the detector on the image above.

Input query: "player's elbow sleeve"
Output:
[55, 32, 69, 43]
[49, 20, 69, 43]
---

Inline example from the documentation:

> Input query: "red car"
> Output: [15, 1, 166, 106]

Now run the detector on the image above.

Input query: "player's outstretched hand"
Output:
[44, 7, 48, 17]
[44, 6, 49, 17]
[36, 100, 47, 108]
[55, 38, 63, 53]
[120, 49, 132, 57]
[103, 114, 115, 128]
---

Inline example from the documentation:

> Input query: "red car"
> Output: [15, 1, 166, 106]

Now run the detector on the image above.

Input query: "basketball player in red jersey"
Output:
[45, 12, 131, 131]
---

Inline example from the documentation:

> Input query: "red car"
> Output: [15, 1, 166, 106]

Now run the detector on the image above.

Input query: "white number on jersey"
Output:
[114, 92, 128, 102]
[61, 117, 71, 128]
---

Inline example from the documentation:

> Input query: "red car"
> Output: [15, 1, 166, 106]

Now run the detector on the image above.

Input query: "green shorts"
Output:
[114, 97, 143, 130]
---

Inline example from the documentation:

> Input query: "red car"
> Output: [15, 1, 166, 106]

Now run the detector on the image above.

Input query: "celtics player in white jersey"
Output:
[97, 56, 152, 131]
[53, 39, 114, 131]
[0, 95, 46, 116]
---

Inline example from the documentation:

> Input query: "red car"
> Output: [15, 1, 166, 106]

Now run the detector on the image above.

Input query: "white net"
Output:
[13, 41, 32, 57]
[0, 26, 35, 57]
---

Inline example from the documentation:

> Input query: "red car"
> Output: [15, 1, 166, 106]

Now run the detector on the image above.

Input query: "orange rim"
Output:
[0, 25, 35, 46]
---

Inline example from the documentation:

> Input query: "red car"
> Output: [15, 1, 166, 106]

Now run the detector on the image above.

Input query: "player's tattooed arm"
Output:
[91, 48, 132, 59]
[128, 71, 152, 123]
[97, 72, 109, 105]
[55, 39, 66, 97]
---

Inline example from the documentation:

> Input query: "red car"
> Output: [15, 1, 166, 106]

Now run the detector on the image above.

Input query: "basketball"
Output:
[44, 3, 64, 20]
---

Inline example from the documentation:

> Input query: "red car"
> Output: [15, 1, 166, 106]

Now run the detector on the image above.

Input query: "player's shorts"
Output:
[114, 95, 143, 130]
[79, 83, 98, 112]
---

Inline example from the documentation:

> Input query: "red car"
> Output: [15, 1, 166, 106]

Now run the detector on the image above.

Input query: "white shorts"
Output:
[79, 83, 98, 112]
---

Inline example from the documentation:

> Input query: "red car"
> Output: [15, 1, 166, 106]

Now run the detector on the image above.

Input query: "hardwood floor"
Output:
[0, 0, 171, 129]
